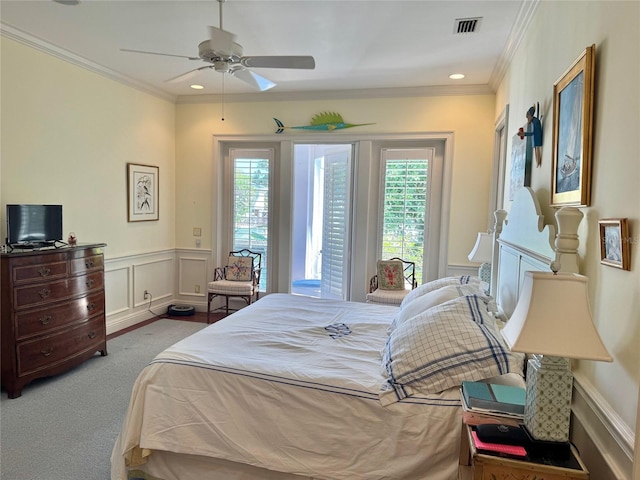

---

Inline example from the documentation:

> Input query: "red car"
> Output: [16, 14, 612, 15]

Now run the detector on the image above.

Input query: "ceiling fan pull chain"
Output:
[221, 73, 225, 121]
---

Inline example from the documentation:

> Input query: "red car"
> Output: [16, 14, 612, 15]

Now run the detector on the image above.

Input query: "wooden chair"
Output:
[366, 257, 417, 306]
[207, 248, 262, 323]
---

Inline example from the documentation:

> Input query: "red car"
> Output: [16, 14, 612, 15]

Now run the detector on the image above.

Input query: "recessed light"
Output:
[190, 84, 204, 90]
[449, 73, 465, 80]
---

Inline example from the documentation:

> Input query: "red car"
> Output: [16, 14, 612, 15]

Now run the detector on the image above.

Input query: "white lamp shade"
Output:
[501, 271, 612, 362]
[468, 232, 493, 263]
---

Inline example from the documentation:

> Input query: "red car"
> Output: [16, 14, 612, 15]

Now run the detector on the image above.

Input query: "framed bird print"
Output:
[551, 44, 595, 207]
[127, 163, 159, 222]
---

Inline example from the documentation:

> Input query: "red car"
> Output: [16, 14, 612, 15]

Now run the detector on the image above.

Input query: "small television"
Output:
[6, 204, 63, 247]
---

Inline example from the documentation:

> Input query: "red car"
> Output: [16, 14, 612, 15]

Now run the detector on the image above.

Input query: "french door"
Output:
[291, 144, 354, 300]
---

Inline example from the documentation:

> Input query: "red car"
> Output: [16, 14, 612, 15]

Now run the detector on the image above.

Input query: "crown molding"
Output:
[176, 83, 494, 104]
[490, 0, 540, 91]
[1, 22, 177, 103]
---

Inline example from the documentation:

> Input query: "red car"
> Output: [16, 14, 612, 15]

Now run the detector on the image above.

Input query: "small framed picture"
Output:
[598, 218, 630, 270]
[127, 163, 159, 222]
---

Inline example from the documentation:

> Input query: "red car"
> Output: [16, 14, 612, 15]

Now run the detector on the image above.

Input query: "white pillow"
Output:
[396, 285, 461, 325]
[380, 296, 524, 405]
[400, 275, 482, 309]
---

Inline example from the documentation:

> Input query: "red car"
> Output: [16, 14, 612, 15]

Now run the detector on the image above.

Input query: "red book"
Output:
[471, 431, 527, 457]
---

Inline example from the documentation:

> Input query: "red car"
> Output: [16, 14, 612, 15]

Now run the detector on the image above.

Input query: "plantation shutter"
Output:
[381, 148, 432, 281]
[230, 149, 271, 291]
[320, 150, 352, 300]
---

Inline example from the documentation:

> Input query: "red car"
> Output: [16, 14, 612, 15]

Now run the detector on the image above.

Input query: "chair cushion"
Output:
[366, 288, 409, 305]
[227, 256, 253, 281]
[377, 260, 404, 290]
[208, 279, 255, 295]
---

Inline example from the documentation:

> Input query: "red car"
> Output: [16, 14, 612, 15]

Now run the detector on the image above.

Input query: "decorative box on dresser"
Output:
[1, 243, 107, 398]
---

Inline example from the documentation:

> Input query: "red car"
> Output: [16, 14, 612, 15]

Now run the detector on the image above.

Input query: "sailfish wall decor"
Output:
[274, 112, 374, 134]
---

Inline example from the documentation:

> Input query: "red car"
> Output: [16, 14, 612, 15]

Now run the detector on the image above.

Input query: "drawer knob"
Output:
[88, 331, 97, 340]
[38, 267, 51, 277]
[85, 260, 94, 268]
[38, 288, 51, 299]
[86, 278, 95, 288]
[87, 302, 95, 312]
[39, 315, 53, 325]
[41, 347, 54, 357]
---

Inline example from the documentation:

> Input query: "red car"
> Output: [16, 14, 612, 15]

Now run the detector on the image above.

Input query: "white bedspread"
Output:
[112, 294, 464, 480]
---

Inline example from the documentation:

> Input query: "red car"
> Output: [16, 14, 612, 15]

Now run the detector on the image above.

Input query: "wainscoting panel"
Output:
[132, 256, 175, 307]
[572, 372, 634, 479]
[104, 249, 177, 335]
[175, 249, 211, 309]
[104, 265, 130, 316]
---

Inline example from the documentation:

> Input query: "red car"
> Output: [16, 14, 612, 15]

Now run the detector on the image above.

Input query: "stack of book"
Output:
[461, 381, 528, 458]
[460, 381, 525, 426]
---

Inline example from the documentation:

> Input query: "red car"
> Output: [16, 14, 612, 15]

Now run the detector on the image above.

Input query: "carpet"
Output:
[0, 319, 207, 480]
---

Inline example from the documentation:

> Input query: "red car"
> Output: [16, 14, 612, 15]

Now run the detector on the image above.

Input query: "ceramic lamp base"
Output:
[478, 262, 492, 285]
[524, 355, 573, 443]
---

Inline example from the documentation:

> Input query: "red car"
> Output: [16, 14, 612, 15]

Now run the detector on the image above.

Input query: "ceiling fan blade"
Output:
[166, 66, 213, 83]
[231, 68, 276, 91]
[240, 56, 315, 69]
[208, 26, 236, 55]
[121, 48, 200, 61]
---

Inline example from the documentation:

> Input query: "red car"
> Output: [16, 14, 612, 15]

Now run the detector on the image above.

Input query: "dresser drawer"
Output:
[11, 258, 69, 285]
[70, 253, 104, 275]
[15, 291, 105, 340]
[16, 316, 106, 377]
[13, 272, 105, 309]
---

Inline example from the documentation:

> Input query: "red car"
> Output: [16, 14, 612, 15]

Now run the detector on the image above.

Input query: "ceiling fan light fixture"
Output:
[449, 73, 465, 80]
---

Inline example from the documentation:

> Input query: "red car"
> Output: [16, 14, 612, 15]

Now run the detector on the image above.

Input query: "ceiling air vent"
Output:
[454, 17, 482, 34]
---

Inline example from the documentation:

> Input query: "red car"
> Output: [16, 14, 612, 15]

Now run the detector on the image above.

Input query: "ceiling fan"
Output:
[121, 0, 315, 91]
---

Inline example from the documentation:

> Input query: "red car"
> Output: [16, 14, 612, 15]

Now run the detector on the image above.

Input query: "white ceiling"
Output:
[0, 0, 533, 101]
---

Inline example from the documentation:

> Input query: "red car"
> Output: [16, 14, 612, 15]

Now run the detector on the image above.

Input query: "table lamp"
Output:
[468, 232, 493, 284]
[501, 270, 612, 443]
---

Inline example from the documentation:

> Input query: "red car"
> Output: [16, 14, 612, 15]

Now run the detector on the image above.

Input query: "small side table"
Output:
[459, 422, 589, 480]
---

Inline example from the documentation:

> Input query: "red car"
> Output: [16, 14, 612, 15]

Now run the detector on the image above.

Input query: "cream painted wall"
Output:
[0, 38, 176, 257]
[175, 94, 497, 267]
[2, 1, 636, 472]
[496, 0, 639, 438]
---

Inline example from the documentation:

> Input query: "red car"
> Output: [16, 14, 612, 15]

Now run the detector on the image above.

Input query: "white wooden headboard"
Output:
[490, 187, 584, 319]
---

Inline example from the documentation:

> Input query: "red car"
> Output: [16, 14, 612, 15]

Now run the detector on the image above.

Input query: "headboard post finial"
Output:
[554, 207, 583, 273]
[493, 209, 508, 236]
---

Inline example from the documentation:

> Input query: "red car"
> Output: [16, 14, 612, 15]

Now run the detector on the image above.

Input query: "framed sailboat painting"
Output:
[551, 44, 595, 207]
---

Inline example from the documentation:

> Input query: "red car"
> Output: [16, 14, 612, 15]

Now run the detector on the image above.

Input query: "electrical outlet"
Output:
[195, 284, 201, 294]
[144, 290, 150, 299]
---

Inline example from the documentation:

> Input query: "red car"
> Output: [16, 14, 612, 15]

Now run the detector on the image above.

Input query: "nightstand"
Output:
[459, 421, 589, 480]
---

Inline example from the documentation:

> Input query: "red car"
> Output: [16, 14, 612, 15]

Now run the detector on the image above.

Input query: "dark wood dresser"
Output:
[1, 243, 107, 398]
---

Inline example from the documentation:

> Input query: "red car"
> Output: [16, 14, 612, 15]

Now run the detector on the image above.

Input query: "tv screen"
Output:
[6, 204, 63, 245]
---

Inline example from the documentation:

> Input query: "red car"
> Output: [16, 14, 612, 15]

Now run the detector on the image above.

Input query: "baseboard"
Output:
[106, 300, 174, 336]
[571, 372, 634, 479]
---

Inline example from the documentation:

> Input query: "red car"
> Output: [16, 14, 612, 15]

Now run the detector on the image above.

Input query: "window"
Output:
[229, 148, 271, 291]
[380, 148, 433, 281]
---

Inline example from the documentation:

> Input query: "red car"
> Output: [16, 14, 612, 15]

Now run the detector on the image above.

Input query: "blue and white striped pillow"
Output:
[380, 295, 523, 405]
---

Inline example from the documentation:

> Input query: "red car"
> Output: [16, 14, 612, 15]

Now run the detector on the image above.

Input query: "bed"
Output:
[111, 187, 582, 480]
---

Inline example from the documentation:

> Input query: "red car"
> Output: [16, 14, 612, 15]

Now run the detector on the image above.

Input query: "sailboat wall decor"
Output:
[551, 44, 596, 207]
